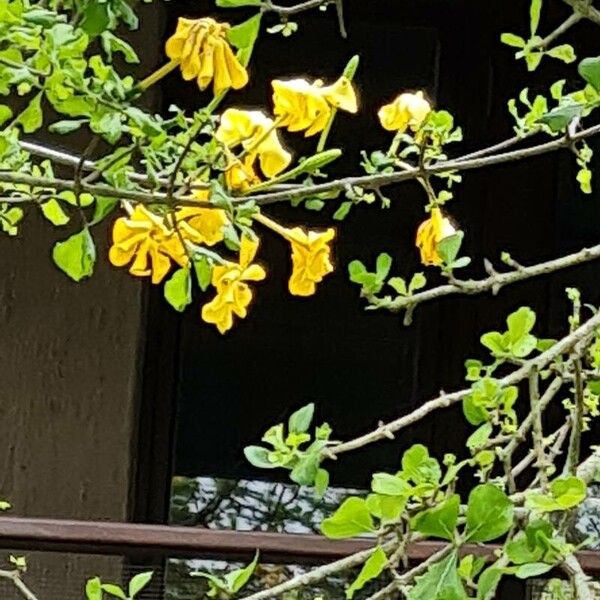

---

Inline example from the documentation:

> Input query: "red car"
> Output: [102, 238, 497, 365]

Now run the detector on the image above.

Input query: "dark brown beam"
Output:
[0, 517, 599, 573]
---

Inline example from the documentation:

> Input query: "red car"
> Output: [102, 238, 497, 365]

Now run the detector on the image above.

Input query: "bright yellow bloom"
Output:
[415, 207, 456, 266]
[216, 109, 291, 178]
[109, 205, 188, 284]
[175, 206, 228, 247]
[272, 76, 358, 137]
[224, 156, 261, 193]
[378, 91, 432, 132]
[254, 213, 335, 296]
[201, 236, 266, 334]
[165, 17, 248, 95]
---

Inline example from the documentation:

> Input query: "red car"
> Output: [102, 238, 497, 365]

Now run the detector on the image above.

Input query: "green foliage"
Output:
[526, 476, 587, 512]
[408, 550, 467, 600]
[346, 546, 387, 599]
[321, 497, 375, 539]
[164, 267, 192, 312]
[192, 552, 258, 598]
[465, 484, 513, 542]
[52, 228, 96, 282]
[85, 572, 153, 600]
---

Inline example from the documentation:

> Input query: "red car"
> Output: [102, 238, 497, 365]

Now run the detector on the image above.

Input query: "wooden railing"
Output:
[0, 517, 599, 573]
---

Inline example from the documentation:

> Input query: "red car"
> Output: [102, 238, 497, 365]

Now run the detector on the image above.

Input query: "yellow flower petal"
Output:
[415, 207, 456, 266]
[378, 91, 431, 132]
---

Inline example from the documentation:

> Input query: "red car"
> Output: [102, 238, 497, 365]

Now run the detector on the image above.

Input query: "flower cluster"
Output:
[112, 16, 459, 333]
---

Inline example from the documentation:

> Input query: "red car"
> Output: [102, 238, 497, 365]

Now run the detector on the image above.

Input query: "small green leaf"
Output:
[514, 563, 553, 579]
[376, 253, 392, 279]
[228, 13, 262, 50]
[507, 306, 536, 343]
[465, 484, 514, 542]
[85, 578, 102, 600]
[288, 403, 314, 434]
[52, 229, 95, 282]
[164, 268, 192, 312]
[578, 56, 600, 91]
[466, 423, 492, 452]
[314, 468, 329, 499]
[409, 272, 427, 293]
[193, 256, 213, 291]
[0, 105, 13, 126]
[348, 260, 366, 282]
[480, 331, 507, 355]
[225, 551, 259, 593]
[49, 119, 86, 134]
[371, 473, 410, 496]
[501, 33, 526, 48]
[128, 572, 153, 598]
[388, 276, 407, 295]
[321, 497, 375, 539]
[244, 445, 278, 469]
[91, 197, 118, 225]
[217, 0, 262, 6]
[346, 546, 387, 599]
[408, 550, 467, 600]
[333, 201, 352, 221]
[530, 0, 542, 36]
[101, 584, 127, 600]
[546, 44, 575, 64]
[411, 494, 460, 541]
[18, 91, 43, 133]
[437, 231, 464, 265]
[476, 566, 502, 600]
[41, 199, 69, 226]
[540, 104, 583, 132]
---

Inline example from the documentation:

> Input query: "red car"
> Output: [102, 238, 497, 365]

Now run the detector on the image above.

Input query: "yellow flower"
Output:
[109, 205, 187, 284]
[378, 91, 432, 132]
[201, 236, 266, 333]
[272, 76, 358, 137]
[175, 206, 228, 247]
[165, 17, 248, 95]
[216, 109, 291, 178]
[224, 156, 261, 193]
[253, 213, 335, 296]
[415, 207, 456, 266]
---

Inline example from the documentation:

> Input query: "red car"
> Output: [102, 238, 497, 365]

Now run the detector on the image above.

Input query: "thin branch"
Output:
[382, 243, 600, 317]
[529, 369, 549, 488]
[0, 570, 40, 600]
[565, 358, 586, 475]
[562, 554, 595, 600]
[562, 0, 600, 25]
[538, 12, 582, 48]
[238, 540, 396, 600]
[326, 309, 600, 460]
[261, 0, 332, 17]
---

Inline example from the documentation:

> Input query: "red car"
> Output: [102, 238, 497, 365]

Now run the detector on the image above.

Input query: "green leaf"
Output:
[476, 566, 502, 600]
[333, 201, 352, 221]
[466, 423, 492, 452]
[501, 33, 526, 48]
[507, 306, 535, 341]
[376, 253, 392, 279]
[411, 494, 460, 541]
[288, 403, 314, 434]
[546, 44, 575, 64]
[217, 0, 262, 6]
[101, 32, 139, 64]
[85, 578, 102, 600]
[409, 272, 427, 293]
[525, 51, 543, 71]
[80, 2, 110, 36]
[244, 445, 278, 469]
[225, 552, 259, 593]
[408, 550, 467, 600]
[164, 268, 192, 312]
[348, 260, 366, 282]
[321, 497, 375, 539]
[437, 231, 464, 265]
[388, 276, 407, 295]
[18, 91, 43, 133]
[480, 331, 507, 355]
[52, 229, 95, 282]
[91, 197, 118, 225]
[401, 444, 441, 484]
[465, 484, 514, 542]
[314, 468, 329, 499]
[579, 56, 600, 91]
[290, 452, 320, 486]
[296, 149, 342, 175]
[540, 104, 583, 132]
[41, 199, 69, 226]
[530, 0, 542, 36]
[228, 13, 262, 50]
[101, 584, 127, 600]
[514, 563, 553, 579]
[346, 546, 387, 599]
[49, 119, 86, 134]
[371, 473, 410, 496]
[128, 572, 153, 598]
[365, 493, 406, 523]
[0, 105, 12, 126]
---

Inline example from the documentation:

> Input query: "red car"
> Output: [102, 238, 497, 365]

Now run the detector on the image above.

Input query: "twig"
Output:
[565, 358, 586, 475]
[0, 570, 39, 600]
[261, 0, 332, 17]
[382, 243, 600, 316]
[238, 540, 397, 600]
[562, 554, 595, 600]
[529, 369, 549, 488]
[537, 12, 582, 48]
[326, 309, 600, 460]
[562, 0, 600, 25]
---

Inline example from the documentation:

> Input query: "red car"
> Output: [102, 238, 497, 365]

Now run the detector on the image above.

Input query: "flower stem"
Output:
[138, 59, 180, 91]
[253, 212, 292, 241]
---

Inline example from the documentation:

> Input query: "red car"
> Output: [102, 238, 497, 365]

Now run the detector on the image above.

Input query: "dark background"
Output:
[139, 0, 600, 503]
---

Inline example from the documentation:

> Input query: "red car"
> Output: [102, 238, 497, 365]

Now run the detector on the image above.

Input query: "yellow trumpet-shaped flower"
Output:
[165, 17, 248, 95]
[224, 156, 261, 193]
[254, 213, 335, 296]
[415, 207, 456, 266]
[175, 205, 229, 247]
[201, 236, 266, 334]
[109, 205, 188, 284]
[378, 91, 432, 132]
[272, 75, 358, 137]
[216, 108, 291, 178]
